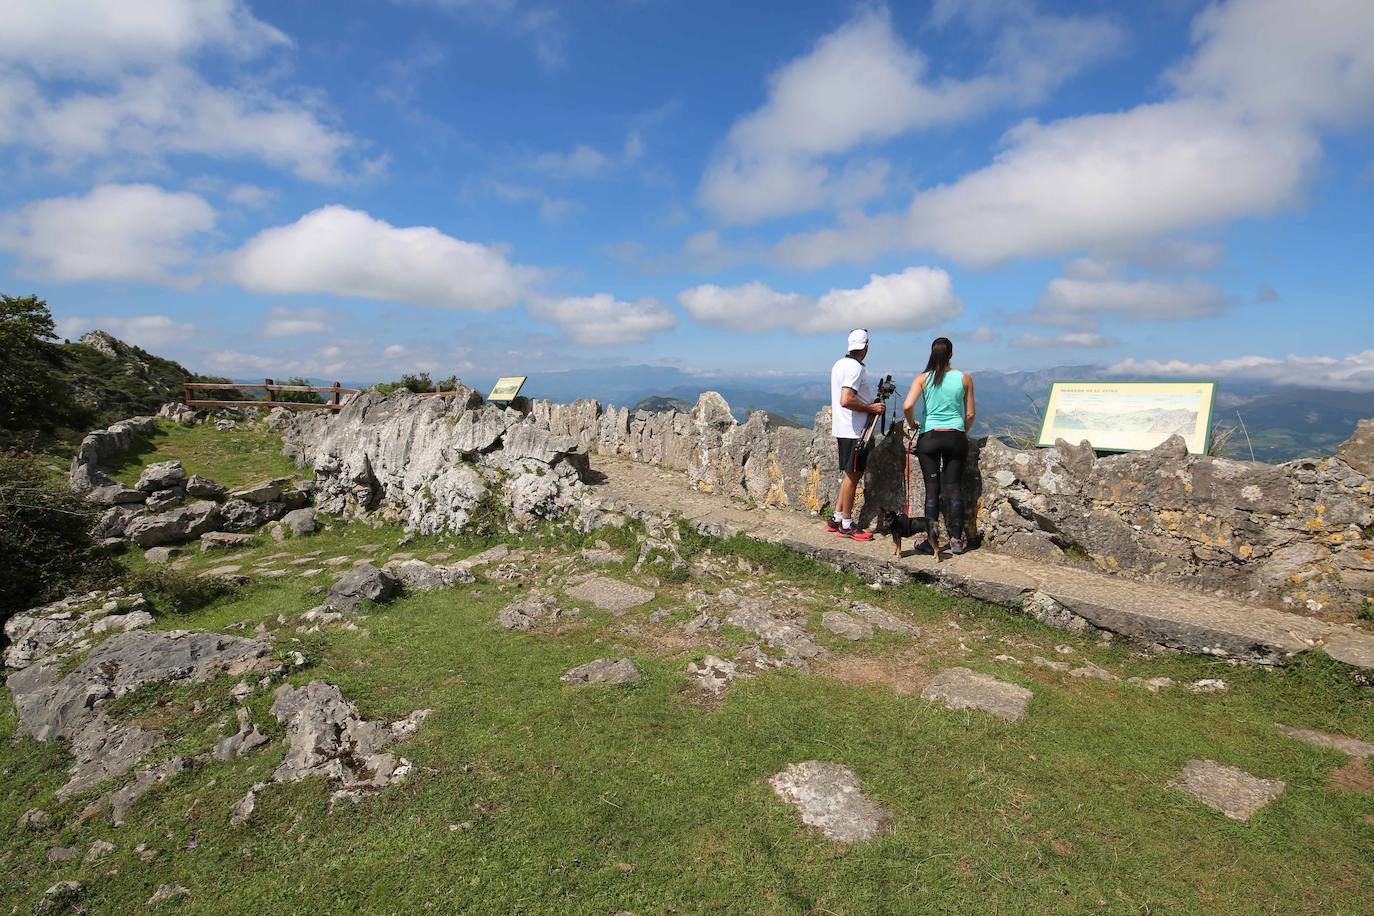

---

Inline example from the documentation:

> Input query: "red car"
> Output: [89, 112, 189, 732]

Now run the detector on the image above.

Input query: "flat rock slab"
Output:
[561, 658, 642, 686]
[1168, 759, 1285, 822]
[921, 667, 1032, 722]
[564, 577, 654, 613]
[846, 602, 917, 635]
[768, 761, 892, 844]
[1277, 725, 1374, 758]
[821, 611, 873, 641]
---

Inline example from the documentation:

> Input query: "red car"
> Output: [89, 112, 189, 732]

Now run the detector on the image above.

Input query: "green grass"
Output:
[104, 420, 304, 490]
[3, 519, 1374, 914]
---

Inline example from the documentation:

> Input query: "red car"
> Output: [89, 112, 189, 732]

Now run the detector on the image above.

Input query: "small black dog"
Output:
[883, 510, 936, 558]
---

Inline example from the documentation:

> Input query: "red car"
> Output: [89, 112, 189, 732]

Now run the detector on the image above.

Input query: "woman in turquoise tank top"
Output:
[902, 337, 977, 555]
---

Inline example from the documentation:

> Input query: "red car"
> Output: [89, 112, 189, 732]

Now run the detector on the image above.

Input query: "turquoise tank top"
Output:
[921, 370, 966, 431]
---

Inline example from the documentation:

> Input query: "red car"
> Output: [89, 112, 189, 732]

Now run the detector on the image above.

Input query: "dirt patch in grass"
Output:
[818, 647, 933, 695]
[1328, 757, 1374, 793]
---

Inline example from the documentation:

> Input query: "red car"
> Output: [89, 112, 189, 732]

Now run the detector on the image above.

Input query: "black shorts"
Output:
[836, 437, 869, 475]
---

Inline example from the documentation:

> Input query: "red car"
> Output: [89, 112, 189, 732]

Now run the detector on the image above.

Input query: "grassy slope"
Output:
[104, 420, 302, 490]
[3, 443, 1373, 913]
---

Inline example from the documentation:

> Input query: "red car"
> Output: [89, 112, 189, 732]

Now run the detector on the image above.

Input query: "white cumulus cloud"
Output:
[904, 100, 1316, 267]
[679, 267, 962, 335]
[55, 314, 197, 349]
[770, 0, 1374, 269]
[530, 294, 676, 346]
[700, 5, 1122, 224]
[0, 0, 289, 76]
[676, 282, 810, 333]
[1110, 350, 1374, 392]
[0, 1, 362, 182]
[1033, 276, 1231, 325]
[258, 305, 345, 338]
[0, 183, 215, 284]
[1011, 332, 1119, 349]
[230, 206, 543, 310]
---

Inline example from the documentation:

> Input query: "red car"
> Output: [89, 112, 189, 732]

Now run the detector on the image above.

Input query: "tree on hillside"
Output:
[275, 376, 324, 404]
[371, 372, 461, 396]
[0, 294, 70, 439]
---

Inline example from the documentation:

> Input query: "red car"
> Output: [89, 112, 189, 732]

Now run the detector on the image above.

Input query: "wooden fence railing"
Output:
[183, 379, 361, 411]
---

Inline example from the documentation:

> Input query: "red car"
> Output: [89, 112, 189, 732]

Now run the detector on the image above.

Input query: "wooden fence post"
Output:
[265, 378, 275, 404]
[183, 379, 191, 406]
[331, 381, 341, 408]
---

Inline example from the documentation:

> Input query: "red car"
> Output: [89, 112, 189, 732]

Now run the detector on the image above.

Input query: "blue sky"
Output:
[1, 0, 1372, 388]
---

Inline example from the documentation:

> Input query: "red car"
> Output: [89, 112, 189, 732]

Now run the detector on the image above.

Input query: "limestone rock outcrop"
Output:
[280, 389, 592, 534]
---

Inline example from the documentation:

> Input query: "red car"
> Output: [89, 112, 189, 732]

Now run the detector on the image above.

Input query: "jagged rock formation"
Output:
[270, 681, 430, 807]
[280, 389, 594, 533]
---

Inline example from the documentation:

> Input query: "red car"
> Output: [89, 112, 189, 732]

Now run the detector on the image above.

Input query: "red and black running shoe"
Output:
[839, 527, 875, 541]
[825, 517, 841, 533]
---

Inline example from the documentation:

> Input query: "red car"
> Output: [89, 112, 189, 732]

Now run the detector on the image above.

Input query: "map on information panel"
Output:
[1037, 380, 1218, 455]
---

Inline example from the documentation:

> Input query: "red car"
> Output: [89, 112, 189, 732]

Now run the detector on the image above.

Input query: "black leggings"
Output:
[916, 430, 967, 539]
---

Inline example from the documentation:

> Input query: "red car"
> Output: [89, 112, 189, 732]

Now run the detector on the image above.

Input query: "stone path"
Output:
[591, 456, 1374, 670]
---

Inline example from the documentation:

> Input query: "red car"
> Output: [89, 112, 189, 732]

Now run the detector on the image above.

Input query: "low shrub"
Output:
[121, 567, 243, 615]
[0, 449, 113, 622]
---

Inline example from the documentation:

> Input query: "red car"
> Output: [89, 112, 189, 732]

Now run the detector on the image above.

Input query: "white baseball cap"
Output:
[847, 328, 869, 351]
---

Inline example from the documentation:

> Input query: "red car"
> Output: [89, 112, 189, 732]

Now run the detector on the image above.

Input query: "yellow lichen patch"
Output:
[803, 467, 825, 512]
[764, 452, 789, 507]
[1238, 544, 1254, 559]
[1306, 518, 1325, 531]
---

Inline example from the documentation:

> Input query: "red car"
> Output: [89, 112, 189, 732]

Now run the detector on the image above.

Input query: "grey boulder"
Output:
[136, 460, 186, 492]
[220, 498, 287, 531]
[327, 563, 399, 611]
[282, 507, 317, 536]
[185, 475, 226, 499]
[86, 483, 146, 505]
[125, 501, 222, 548]
[228, 478, 288, 505]
[143, 486, 184, 512]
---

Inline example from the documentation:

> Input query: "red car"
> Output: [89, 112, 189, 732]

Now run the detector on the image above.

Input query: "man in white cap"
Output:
[827, 328, 884, 540]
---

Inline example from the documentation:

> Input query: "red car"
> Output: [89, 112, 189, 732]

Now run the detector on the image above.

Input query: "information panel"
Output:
[487, 376, 528, 404]
[1037, 380, 1218, 455]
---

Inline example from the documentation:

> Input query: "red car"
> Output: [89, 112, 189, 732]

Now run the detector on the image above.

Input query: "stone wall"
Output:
[529, 393, 1374, 614]
[273, 387, 1372, 613]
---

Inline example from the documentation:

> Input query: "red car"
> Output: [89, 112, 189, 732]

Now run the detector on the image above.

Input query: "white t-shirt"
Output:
[830, 355, 873, 438]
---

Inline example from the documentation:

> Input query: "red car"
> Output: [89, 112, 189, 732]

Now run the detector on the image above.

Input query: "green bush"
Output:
[371, 372, 460, 396]
[0, 450, 113, 622]
[121, 567, 243, 615]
